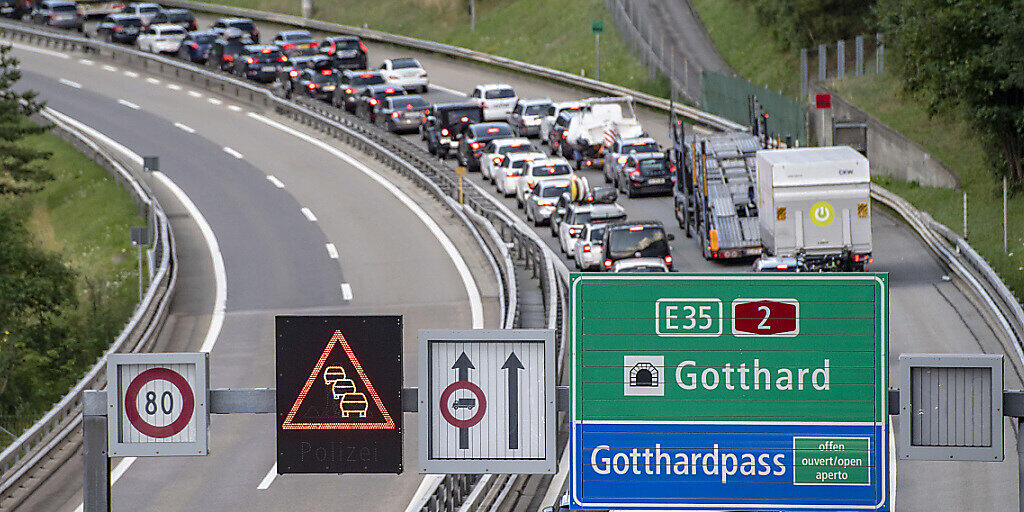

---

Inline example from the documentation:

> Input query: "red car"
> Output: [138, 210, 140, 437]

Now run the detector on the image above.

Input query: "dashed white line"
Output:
[266, 175, 285, 188]
[174, 122, 196, 134]
[124, 70, 139, 78]
[73, 457, 137, 512]
[102, 64, 117, 72]
[341, 283, 353, 300]
[117, 99, 140, 110]
[257, 463, 277, 490]
[58, 78, 81, 88]
[301, 207, 318, 222]
[188, 90, 202, 98]
[227, 105, 242, 112]
[167, 83, 182, 90]
[430, 84, 468, 97]
[146, 77, 160, 84]
[325, 243, 338, 259]
[78, 58, 93, 65]
[222, 147, 243, 159]
[7, 41, 69, 59]
[208, 98, 223, 105]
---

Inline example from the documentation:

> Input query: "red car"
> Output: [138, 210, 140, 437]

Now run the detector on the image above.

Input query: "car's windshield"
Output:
[391, 59, 420, 69]
[638, 158, 668, 175]
[607, 226, 668, 259]
[524, 105, 546, 115]
[531, 163, 571, 176]
[541, 184, 569, 198]
[623, 141, 660, 154]
[485, 88, 515, 99]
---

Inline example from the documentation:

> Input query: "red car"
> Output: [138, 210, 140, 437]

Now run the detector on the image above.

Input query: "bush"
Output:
[749, 0, 877, 49]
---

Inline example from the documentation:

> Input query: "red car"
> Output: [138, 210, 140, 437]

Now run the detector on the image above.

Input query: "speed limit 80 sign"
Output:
[106, 353, 209, 457]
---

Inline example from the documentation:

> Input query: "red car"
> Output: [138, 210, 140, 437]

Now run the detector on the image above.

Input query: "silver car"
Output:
[494, 152, 546, 197]
[525, 179, 571, 226]
[558, 203, 626, 256]
[376, 95, 430, 133]
[509, 98, 552, 137]
[602, 137, 661, 183]
[574, 222, 609, 270]
[611, 257, 669, 273]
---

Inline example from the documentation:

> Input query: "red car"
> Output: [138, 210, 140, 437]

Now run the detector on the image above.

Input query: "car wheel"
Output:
[604, 169, 611, 183]
[627, 183, 636, 199]
[427, 141, 437, 156]
[516, 195, 523, 209]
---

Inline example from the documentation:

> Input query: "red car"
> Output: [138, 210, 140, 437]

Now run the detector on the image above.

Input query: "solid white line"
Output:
[188, 90, 202, 98]
[430, 83, 467, 97]
[227, 105, 242, 112]
[247, 112, 484, 329]
[124, 70, 139, 78]
[174, 122, 196, 134]
[7, 41, 69, 59]
[167, 83, 182, 90]
[223, 147, 243, 159]
[78, 58, 93, 65]
[146, 77, 160, 84]
[266, 175, 285, 188]
[257, 463, 278, 490]
[301, 207, 317, 222]
[58, 78, 81, 88]
[102, 64, 117, 71]
[325, 243, 338, 259]
[73, 457, 138, 512]
[117, 99, 140, 110]
[341, 282, 352, 300]
[208, 98, 223, 105]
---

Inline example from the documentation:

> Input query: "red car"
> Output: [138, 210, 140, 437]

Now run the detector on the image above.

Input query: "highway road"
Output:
[7, 43, 499, 512]
[5, 11, 1023, 511]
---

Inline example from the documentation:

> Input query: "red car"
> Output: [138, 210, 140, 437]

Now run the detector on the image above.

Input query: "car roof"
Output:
[519, 98, 552, 106]
[189, 30, 218, 36]
[620, 137, 657, 145]
[343, 69, 381, 77]
[433, 101, 479, 110]
[389, 57, 420, 64]
[48, 0, 76, 6]
[477, 83, 513, 90]
[324, 35, 359, 41]
[386, 94, 424, 103]
[505, 152, 546, 162]
[151, 23, 185, 30]
[109, 13, 141, 19]
[366, 84, 402, 93]
[608, 219, 664, 229]
[278, 30, 311, 37]
[162, 8, 190, 14]
[539, 179, 571, 188]
[219, 17, 252, 22]
[243, 44, 279, 51]
[469, 122, 513, 133]
[630, 152, 667, 160]
[528, 158, 569, 166]
[492, 137, 530, 146]
[129, 2, 160, 7]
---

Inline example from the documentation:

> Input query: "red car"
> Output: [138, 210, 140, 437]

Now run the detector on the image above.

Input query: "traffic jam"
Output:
[12, 1, 873, 275]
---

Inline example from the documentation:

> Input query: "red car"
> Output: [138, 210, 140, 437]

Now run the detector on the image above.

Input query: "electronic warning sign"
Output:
[276, 315, 402, 474]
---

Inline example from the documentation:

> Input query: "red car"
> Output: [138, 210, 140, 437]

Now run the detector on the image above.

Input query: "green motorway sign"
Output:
[570, 273, 890, 511]
[591, 20, 604, 34]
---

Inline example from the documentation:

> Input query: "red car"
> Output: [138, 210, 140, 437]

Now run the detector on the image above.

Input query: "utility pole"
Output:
[1004, 175, 1008, 254]
[469, 0, 475, 32]
[592, 20, 604, 81]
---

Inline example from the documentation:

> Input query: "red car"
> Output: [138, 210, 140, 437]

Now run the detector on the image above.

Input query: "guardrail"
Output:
[0, 104, 177, 505]
[157, 0, 747, 133]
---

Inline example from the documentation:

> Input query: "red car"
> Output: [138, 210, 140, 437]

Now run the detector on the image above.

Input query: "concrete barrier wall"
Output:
[812, 84, 960, 189]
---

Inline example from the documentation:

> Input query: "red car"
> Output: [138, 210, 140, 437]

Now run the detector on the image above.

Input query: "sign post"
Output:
[591, 20, 603, 81]
[419, 329, 556, 474]
[570, 273, 890, 510]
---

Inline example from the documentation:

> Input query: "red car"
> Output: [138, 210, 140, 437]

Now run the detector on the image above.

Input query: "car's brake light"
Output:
[419, 71, 428, 77]
[424, 109, 430, 115]
[282, 43, 295, 49]
[492, 156, 502, 164]
[391, 111, 401, 118]
[222, 54, 234, 61]
[631, 141, 647, 146]
[629, 169, 641, 179]
[581, 244, 591, 253]
[487, 127, 500, 133]
[585, 160, 593, 167]
[527, 179, 536, 187]
[460, 116, 469, 122]
[603, 259, 612, 268]
[288, 69, 299, 77]
[506, 171, 519, 177]
[320, 69, 332, 75]
[384, 88, 395, 93]
[360, 73, 373, 78]
[628, 226, 644, 231]
[616, 156, 628, 164]
[561, 131, 567, 139]
[246, 57, 254, 64]
[440, 128, 449, 136]
[777, 264, 789, 270]
[569, 227, 581, 236]
[309, 41, 318, 47]
[344, 87, 355, 94]
[261, 48, 272, 53]
[471, 142, 483, 149]
[112, 25, 123, 31]
[664, 255, 673, 266]
[368, 98, 378, 105]
[189, 42, 199, 49]
[278, 55, 288, 62]
[669, 165, 677, 173]
[358, 41, 368, 53]
[307, 83, 318, 89]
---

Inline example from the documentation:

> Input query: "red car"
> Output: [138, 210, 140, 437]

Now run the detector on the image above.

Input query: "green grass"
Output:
[690, 0, 799, 98]
[832, 74, 1024, 300]
[0, 129, 144, 445]
[196, 0, 672, 97]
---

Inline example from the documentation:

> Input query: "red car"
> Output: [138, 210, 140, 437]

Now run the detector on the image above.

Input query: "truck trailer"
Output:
[755, 146, 872, 271]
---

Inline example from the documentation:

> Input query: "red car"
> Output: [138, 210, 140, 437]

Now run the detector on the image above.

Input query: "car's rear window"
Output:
[588, 227, 605, 241]
[485, 88, 515, 99]
[349, 73, 384, 86]
[442, 108, 482, 125]
[620, 265, 666, 273]
[540, 184, 569, 198]
[570, 211, 592, 224]
[638, 158, 668, 175]
[510, 160, 532, 170]
[524, 105, 546, 115]
[531, 163, 570, 176]
[390, 96, 427, 109]
[166, 12, 192, 22]
[285, 32, 312, 41]
[607, 226, 668, 259]
[333, 39, 361, 50]
[311, 71, 335, 83]
[499, 143, 532, 155]
[391, 59, 420, 69]
[138, 5, 159, 13]
[623, 141, 660, 154]
[229, 20, 254, 31]
[191, 34, 216, 43]
[161, 27, 185, 35]
[52, 4, 76, 12]
[118, 17, 142, 26]
[251, 49, 283, 60]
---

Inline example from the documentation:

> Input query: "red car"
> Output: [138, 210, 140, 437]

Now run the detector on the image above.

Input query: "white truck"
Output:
[563, 96, 644, 171]
[755, 146, 872, 271]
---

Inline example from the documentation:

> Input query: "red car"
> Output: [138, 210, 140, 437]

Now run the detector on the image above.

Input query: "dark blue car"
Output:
[176, 30, 217, 64]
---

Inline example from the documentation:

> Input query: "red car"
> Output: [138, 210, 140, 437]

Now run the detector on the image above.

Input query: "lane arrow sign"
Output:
[502, 351, 524, 449]
[452, 352, 475, 449]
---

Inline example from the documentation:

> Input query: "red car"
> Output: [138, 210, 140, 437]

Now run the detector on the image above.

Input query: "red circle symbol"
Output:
[439, 381, 486, 429]
[124, 367, 195, 438]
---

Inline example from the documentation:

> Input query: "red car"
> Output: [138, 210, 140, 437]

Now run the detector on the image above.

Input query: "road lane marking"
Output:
[266, 175, 285, 188]
[167, 83, 182, 90]
[124, 70, 139, 78]
[301, 207, 317, 222]
[102, 64, 117, 71]
[257, 463, 278, 490]
[78, 58, 93, 65]
[208, 98, 222, 105]
[146, 77, 160, 84]
[188, 90, 202, 97]
[7, 41, 69, 58]
[430, 84, 467, 97]
[73, 457, 138, 512]
[248, 112, 484, 329]
[223, 147, 243, 159]
[325, 243, 338, 259]
[117, 99, 140, 110]
[59, 78, 81, 88]
[173, 122, 196, 133]
[227, 105, 242, 112]
[341, 282, 352, 300]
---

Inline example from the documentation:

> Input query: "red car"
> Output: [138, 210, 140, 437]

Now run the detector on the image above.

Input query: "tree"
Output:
[0, 43, 50, 195]
[751, 0, 877, 50]
[877, 0, 1024, 185]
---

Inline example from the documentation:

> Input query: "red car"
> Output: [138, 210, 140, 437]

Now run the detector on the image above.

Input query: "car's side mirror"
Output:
[667, 233, 676, 241]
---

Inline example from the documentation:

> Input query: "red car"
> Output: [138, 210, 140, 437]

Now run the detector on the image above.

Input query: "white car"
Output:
[574, 222, 609, 270]
[123, 2, 161, 25]
[516, 158, 573, 208]
[539, 101, 587, 145]
[480, 137, 532, 182]
[136, 24, 187, 54]
[471, 84, 518, 121]
[611, 257, 670, 273]
[379, 58, 428, 93]
[558, 203, 626, 256]
[495, 152, 546, 197]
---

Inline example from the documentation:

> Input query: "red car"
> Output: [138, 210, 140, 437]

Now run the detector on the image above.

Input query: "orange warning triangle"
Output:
[281, 330, 396, 430]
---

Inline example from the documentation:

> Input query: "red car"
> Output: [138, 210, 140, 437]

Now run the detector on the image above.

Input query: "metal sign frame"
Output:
[106, 352, 209, 457]
[898, 353, 1003, 461]
[418, 329, 556, 474]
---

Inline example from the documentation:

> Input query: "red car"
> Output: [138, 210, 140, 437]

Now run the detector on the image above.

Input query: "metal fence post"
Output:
[818, 44, 826, 81]
[855, 35, 864, 76]
[83, 390, 109, 512]
[800, 48, 808, 99]
[876, 33, 884, 74]
[837, 40, 845, 79]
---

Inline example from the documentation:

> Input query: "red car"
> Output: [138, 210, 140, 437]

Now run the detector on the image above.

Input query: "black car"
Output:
[376, 95, 429, 133]
[177, 30, 217, 63]
[613, 152, 674, 198]
[31, 0, 82, 29]
[149, 9, 196, 30]
[207, 30, 253, 71]
[0, 0, 30, 19]
[601, 220, 675, 271]
[457, 122, 515, 171]
[277, 54, 330, 97]
[420, 102, 483, 158]
[233, 45, 287, 83]
[210, 17, 258, 43]
[319, 35, 367, 70]
[272, 29, 317, 56]
[295, 67, 338, 101]
[355, 84, 406, 123]
[95, 14, 143, 44]
[550, 110, 581, 158]
[332, 70, 385, 112]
